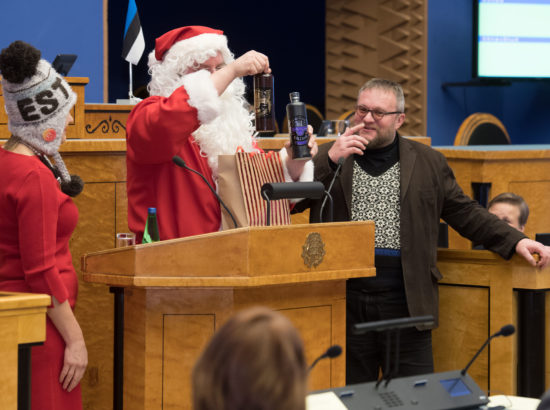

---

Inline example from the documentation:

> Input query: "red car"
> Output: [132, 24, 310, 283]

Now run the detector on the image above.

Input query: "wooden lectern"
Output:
[0, 292, 50, 410]
[82, 222, 375, 410]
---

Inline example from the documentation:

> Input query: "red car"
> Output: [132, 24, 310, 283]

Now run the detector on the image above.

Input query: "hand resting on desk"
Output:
[515, 238, 550, 268]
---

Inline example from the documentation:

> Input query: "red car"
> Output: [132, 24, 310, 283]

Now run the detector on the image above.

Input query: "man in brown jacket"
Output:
[294, 78, 550, 384]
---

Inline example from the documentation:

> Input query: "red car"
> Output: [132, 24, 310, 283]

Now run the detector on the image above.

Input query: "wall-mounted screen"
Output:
[474, 0, 550, 79]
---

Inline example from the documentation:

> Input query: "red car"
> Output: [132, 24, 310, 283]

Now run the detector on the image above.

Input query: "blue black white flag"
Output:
[122, 0, 145, 65]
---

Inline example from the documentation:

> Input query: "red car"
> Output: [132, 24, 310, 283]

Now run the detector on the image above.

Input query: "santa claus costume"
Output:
[126, 26, 312, 242]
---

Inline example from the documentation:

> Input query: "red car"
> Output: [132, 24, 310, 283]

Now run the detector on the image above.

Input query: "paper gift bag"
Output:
[217, 151, 291, 230]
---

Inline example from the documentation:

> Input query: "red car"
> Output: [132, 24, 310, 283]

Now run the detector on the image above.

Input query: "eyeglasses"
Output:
[355, 105, 403, 120]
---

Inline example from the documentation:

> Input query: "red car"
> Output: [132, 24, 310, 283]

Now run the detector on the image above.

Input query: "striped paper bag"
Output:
[218, 151, 290, 229]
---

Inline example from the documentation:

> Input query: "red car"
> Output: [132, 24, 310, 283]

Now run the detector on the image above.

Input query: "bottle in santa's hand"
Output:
[142, 207, 160, 243]
[287, 92, 311, 160]
[254, 73, 276, 136]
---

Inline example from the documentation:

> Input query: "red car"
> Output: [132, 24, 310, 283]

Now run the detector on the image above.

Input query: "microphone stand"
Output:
[353, 315, 434, 389]
[447, 325, 515, 394]
[172, 156, 238, 228]
[319, 157, 344, 223]
[375, 328, 402, 389]
[262, 190, 271, 226]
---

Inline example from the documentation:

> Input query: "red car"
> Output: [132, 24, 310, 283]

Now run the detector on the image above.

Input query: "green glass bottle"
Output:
[142, 207, 160, 243]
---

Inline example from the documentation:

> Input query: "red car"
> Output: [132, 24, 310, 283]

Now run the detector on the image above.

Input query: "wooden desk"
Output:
[0, 292, 50, 409]
[433, 249, 550, 395]
[435, 145, 550, 249]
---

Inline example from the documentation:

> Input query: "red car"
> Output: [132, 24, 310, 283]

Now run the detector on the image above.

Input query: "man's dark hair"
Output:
[488, 192, 529, 228]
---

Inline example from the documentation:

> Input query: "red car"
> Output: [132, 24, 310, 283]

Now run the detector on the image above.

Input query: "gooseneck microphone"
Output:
[319, 157, 345, 223]
[308, 344, 342, 372]
[172, 155, 238, 229]
[260, 182, 325, 226]
[461, 324, 515, 376]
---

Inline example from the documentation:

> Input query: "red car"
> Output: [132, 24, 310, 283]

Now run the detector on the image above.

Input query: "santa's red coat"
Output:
[126, 84, 222, 242]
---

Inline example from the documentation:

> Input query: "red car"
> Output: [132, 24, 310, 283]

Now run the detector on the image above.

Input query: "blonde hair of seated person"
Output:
[192, 307, 308, 410]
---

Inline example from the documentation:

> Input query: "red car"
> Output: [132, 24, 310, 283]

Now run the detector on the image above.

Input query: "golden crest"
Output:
[302, 232, 325, 268]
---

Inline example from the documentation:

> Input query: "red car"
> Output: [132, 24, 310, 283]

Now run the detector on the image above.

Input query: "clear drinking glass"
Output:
[330, 120, 349, 137]
[318, 119, 349, 137]
[116, 232, 136, 248]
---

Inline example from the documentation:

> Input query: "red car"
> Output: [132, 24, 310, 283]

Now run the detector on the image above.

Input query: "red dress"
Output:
[0, 148, 82, 410]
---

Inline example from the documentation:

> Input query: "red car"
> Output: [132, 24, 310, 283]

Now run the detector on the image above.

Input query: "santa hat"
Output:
[154, 26, 231, 63]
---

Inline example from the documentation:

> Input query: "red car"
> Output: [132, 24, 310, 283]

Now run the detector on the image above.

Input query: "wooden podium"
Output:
[0, 292, 50, 410]
[82, 222, 375, 410]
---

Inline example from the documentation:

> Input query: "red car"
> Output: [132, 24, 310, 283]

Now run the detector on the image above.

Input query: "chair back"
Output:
[454, 113, 511, 145]
[338, 110, 355, 122]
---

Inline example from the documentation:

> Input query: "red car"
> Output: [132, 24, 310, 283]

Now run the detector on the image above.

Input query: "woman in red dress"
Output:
[0, 41, 87, 409]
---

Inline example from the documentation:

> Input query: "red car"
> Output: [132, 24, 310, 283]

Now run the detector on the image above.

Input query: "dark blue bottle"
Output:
[286, 92, 311, 159]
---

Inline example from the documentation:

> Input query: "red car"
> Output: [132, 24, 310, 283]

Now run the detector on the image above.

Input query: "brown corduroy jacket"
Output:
[294, 135, 526, 329]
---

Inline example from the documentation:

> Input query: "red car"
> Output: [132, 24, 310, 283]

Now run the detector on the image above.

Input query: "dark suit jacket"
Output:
[294, 136, 526, 329]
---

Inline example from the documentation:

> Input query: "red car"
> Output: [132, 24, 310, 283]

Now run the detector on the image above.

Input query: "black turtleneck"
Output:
[352, 133, 400, 176]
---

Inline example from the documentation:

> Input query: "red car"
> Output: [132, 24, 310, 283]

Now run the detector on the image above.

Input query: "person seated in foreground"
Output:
[192, 306, 308, 410]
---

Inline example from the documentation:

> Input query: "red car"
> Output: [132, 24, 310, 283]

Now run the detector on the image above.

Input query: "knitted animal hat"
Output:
[0, 41, 82, 195]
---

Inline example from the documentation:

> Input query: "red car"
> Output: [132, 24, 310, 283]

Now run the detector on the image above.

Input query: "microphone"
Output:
[461, 324, 515, 376]
[308, 344, 342, 372]
[172, 155, 238, 229]
[260, 182, 325, 200]
[319, 157, 344, 223]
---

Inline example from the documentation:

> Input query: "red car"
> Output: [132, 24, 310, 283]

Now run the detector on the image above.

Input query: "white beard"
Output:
[191, 78, 257, 178]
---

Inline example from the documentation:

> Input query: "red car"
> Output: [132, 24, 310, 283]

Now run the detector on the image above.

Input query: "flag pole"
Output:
[128, 62, 133, 99]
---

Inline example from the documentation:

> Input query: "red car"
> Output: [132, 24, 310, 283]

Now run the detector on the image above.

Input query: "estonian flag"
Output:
[122, 0, 145, 65]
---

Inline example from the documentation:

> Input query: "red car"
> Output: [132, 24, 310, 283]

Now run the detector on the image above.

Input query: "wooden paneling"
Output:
[71, 182, 117, 410]
[0, 84, 7, 129]
[437, 147, 550, 249]
[120, 283, 346, 410]
[325, 0, 427, 136]
[509, 181, 550, 240]
[0, 317, 19, 410]
[116, 182, 130, 235]
[435, 249, 550, 395]
[433, 285, 489, 391]
[124, 288, 234, 410]
[0, 292, 50, 410]
[162, 314, 215, 409]
[84, 104, 133, 139]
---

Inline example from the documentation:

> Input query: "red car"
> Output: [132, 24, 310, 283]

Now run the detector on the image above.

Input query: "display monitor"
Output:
[52, 54, 77, 77]
[474, 0, 550, 80]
